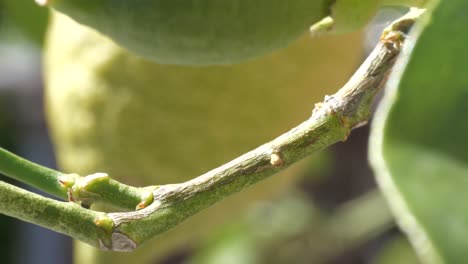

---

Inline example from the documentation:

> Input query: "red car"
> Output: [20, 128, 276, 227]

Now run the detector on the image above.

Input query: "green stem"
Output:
[0, 148, 154, 210]
[0, 180, 106, 247]
[0, 147, 69, 199]
[68, 173, 155, 210]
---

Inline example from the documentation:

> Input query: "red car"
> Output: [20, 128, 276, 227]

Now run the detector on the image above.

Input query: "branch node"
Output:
[69, 173, 108, 205]
[58, 173, 78, 188]
[270, 153, 284, 167]
[312, 100, 335, 118]
[94, 215, 115, 234]
[136, 189, 155, 210]
[94, 214, 116, 249]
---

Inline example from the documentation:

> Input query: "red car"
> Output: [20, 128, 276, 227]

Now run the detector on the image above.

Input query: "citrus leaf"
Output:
[4, 0, 48, 44]
[370, 1, 468, 263]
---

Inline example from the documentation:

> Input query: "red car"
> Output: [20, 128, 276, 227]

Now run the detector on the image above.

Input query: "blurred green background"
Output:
[0, 2, 420, 264]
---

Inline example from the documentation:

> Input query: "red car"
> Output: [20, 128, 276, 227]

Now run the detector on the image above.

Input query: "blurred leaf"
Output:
[370, 1, 468, 263]
[192, 190, 392, 264]
[191, 223, 259, 264]
[4, 0, 48, 44]
[191, 193, 319, 264]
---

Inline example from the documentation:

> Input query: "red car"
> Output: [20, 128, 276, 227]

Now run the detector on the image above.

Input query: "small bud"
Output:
[270, 153, 284, 167]
[136, 190, 154, 210]
[94, 214, 115, 234]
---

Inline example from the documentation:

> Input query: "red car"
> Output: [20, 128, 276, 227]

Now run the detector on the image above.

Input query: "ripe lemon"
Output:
[45, 12, 362, 264]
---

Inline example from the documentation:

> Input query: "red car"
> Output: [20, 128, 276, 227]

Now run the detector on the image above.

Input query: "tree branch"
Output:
[104, 10, 423, 252]
[0, 147, 68, 198]
[0, 8, 424, 252]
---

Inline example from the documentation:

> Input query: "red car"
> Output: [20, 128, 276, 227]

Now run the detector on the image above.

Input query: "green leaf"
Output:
[370, 1, 468, 263]
[4, 0, 48, 44]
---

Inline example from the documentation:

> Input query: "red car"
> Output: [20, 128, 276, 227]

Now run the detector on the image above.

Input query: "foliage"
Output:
[370, 0, 468, 263]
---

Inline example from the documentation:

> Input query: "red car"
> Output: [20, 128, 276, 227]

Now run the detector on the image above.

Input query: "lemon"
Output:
[45, 12, 362, 264]
[45, 0, 329, 65]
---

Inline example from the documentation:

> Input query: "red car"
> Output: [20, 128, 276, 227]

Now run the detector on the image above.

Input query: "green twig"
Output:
[0, 148, 154, 210]
[0, 180, 106, 246]
[0, 9, 423, 252]
[0, 147, 68, 198]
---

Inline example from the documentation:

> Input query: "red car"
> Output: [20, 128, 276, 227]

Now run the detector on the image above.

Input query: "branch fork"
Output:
[0, 8, 424, 252]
